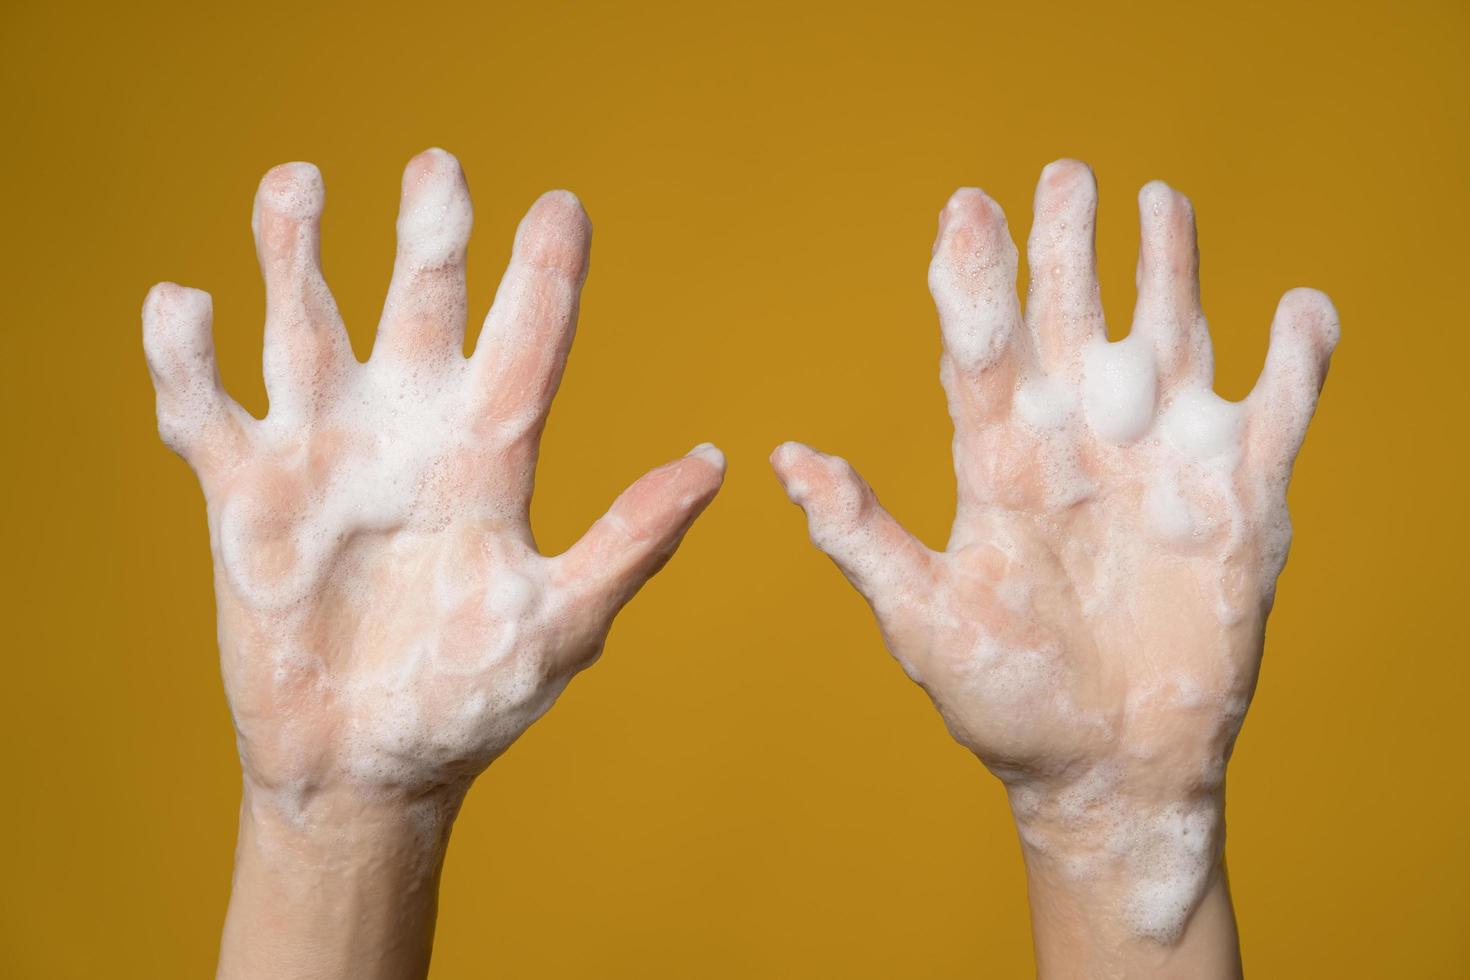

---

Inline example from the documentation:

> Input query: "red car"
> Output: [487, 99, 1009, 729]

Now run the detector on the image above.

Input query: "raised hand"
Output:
[771, 160, 1336, 968]
[144, 149, 724, 979]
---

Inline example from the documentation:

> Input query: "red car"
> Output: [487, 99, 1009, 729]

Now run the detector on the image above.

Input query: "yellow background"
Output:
[2, 0, 1465, 975]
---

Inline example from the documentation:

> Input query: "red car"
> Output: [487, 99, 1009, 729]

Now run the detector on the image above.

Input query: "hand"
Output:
[771, 160, 1336, 966]
[144, 148, 724, 978]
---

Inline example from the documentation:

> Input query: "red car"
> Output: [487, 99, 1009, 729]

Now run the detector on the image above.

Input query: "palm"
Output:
[145, 149, 724, 799]
[773, 160, 1337, 797]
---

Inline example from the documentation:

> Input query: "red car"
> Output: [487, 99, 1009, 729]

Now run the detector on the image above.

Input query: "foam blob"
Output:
[929, 188, 1020, 374]
[1119, 802, 1218, 943]
[1080, 335, 1157, 444]
[1161, 388, 1244, 463]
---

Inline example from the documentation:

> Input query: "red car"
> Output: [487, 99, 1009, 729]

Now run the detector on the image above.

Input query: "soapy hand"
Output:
[144, 149, 725, 812]
[772, 161, 1336, 945]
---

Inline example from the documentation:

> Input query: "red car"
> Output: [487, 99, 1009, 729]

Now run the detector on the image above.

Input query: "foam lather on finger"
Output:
[1245, 287, 1340, 488]
[469, 190, 592, 436]
[770, 441, 932, 606]
[1026, 159, 1106, 376]
[394, 148, 473, 270]
[928, 187, 1020, 374]
[142, 282, 244, 467]
[256, 161, 324, 214]
[1131, 180, 1212, 388]
[143, 281, 215, 387]
[373, 148, 476, 365]
[252, 162, 328, 285]
[251, 160, 354, 427]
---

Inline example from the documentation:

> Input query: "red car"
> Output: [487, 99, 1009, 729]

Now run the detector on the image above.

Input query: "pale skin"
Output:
[771, 160, 1338, 978]
[143, 148, 725, 979]
[147, 152, 1335, 979]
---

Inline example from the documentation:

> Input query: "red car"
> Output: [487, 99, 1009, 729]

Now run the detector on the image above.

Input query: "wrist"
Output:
[1003, 770, 1240, 979]
[218, 781, 465, 980]
[1007, 772, 1225, 940]
[1005, 775, 1223, 928]
[238, 777, 466, 857]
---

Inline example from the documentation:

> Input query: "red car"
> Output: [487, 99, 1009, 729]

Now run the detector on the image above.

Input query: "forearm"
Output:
[1008, 787, 1242, 979]
[217, 782, 463, 980]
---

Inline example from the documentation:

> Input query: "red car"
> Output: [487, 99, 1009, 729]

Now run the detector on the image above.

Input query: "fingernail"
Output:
[686, 442, 726, 469]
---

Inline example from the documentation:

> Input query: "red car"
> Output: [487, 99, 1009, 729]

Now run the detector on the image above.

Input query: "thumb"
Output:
[142, 282, 252, 479]
[554, 443, 726, 621]
[769, 441, 936, 609]
[1244, 287, 1340, 491]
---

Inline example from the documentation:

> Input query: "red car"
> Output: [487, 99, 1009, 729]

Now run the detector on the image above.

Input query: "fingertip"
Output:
[1043, 157, 1091, 177]
[766, 440, 807, 502]
[769, 439, 815, 477]
[608, 450, 725, 548]
[768, 442, 865, 522]
[404, 147, 464, 186]
[143, 281, 212, 327]
[256, 161, 325, 220]
[538, 187, 587, 214]
[685, 441, 727, 475]
[1038, 158, 1096, 197]
[401, 148, 469, 210]
[1138, 179, 1193, 224]
[938, 185, 1005, 229]
[942, 185, 1000, 218]
[531, 189, 591, 233]
[1138, 178, 1172, 211]
[1275, 287, 1341, 355]
[675, 444, 727, 508]
[768, 446, 919, 599]
[142, 283, 214, 375]
[513, 189, 592, 276]
[1031, 160, 1098, 249]
[769, 439, 802, 465]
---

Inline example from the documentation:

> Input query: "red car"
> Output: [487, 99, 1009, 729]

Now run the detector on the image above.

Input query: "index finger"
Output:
[468, 190, 592, 442]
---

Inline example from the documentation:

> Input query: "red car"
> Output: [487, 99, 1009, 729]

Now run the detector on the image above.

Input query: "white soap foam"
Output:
[1014, 374, 1076, 430]
[1160, 388, 1244, 464]
[1143, 470, 1199, 542]
[1080, 335, 1157, 444]
[928, 192, 1019, 373]
[394, 148, 473, 270]
[1116, 801, 1219, 943]
[1002, 371, 1096, 512]
[1009, 763, 1224, 944]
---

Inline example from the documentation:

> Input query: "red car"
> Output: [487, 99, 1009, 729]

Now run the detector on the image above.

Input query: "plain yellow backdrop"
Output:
[2, 0, 1466, 975]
